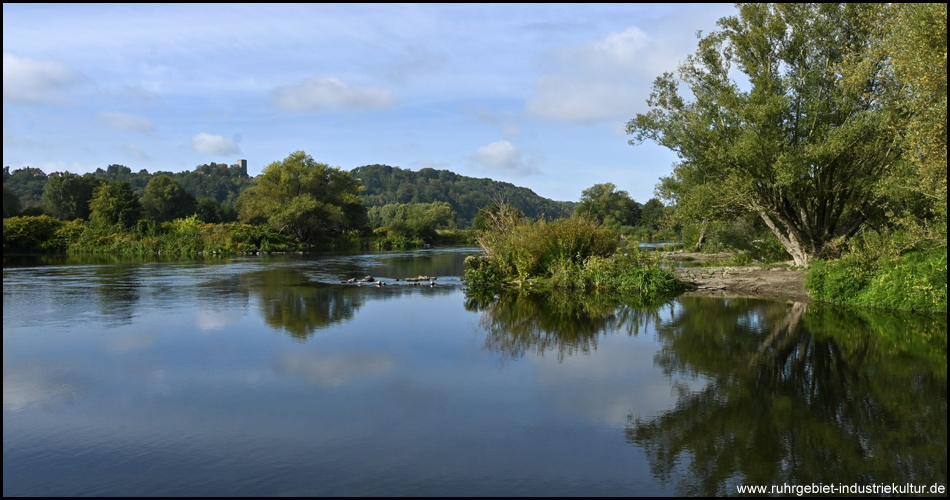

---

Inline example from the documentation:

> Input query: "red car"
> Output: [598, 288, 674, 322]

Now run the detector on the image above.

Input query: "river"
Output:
[3, 247, 946, 496]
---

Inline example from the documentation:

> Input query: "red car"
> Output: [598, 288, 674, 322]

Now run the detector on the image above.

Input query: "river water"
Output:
[3, 247, 946, 496]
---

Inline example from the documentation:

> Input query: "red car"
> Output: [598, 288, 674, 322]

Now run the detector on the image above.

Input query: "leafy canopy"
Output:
[629, 3, 903, 266]
[237, 151, 367, 244]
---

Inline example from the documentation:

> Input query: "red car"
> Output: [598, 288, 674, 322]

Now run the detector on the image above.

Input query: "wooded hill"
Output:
[4, 163, 576, 227]
[352, 164, 574, 225]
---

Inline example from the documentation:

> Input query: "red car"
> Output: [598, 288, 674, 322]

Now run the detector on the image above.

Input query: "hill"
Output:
[351, 164, 575, 226]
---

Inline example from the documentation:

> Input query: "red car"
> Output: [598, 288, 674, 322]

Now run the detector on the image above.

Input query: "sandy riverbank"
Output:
[661, 252, 809, 302]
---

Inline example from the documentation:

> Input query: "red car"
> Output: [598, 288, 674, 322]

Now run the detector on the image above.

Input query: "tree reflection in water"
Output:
[627, 297, 947, 496]
[464, 288, 672, 361]
[242, 268, 366, 341]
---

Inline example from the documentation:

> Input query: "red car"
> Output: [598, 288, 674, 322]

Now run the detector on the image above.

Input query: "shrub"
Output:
[807, 246, 947, 314]
[3, 215, 65, 253]
[466, 209, 686, 297]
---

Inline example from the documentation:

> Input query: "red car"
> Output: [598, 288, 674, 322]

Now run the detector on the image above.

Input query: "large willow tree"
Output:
[628, 4, 902, 266]
[237, 151, 367, 245]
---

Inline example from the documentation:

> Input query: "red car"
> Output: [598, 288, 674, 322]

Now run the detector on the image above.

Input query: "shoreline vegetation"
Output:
[1, 213, 477, 256]
[462, 206, 687, 299]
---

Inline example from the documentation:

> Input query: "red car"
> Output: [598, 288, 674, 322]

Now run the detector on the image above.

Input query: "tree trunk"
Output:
[758, 211, 809, 267]
[694, 221, 707, 252]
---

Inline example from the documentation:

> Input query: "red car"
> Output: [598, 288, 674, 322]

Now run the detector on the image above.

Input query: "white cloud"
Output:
[525, 24, 687, 124]
[271, 76, 397, 112]
[190, 133, 241, 156]
[472, 140, 541, 176]
[558, 26, 674, 81]
[2, 52, 85, 105]
[526, 76, 644, 124]
[99, 111, 154, 132]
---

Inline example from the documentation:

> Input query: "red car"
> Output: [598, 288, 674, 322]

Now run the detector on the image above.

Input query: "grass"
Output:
[464, 212, 687, 297]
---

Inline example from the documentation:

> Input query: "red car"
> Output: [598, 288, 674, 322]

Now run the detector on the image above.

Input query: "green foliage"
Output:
[68, 218, 297, 256]
[88, 181, 143, 230]
[195, 197, 236, 223]
[141, 175, 197, 222]
[475, 215, 617, 282]
[463, 255, 503, 288]
[3, 215, 67, 253]
[466, 209, 685, 296]
[806, 243, 947, 314]
[3, 184, 21, 218]
[352, 164, 574, 226]
[680, 214, 792, 262]
[629, 3, 901, 266]
[3, 166, 48, 213]
[367, 201, 458, 245]
[42, 172, 101, 220]
[574, 183, 641, 229]
[237, 151, 368, 245]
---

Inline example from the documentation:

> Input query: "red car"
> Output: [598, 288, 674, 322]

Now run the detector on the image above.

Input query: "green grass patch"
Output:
[806, 246, 947, 314]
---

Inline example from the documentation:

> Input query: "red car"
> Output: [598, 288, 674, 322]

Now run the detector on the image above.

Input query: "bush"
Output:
[806, 246, 947, 314]
[3, 215, 65, 253]
[466, 210, 686, 297]
[475, 215, 616, 281]
[463, 255, 503, 287]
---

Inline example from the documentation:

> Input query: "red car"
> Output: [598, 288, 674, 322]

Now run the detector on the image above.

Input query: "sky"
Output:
[3, 3, 737, 204]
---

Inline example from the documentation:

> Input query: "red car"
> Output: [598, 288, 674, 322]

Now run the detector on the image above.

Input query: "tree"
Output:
[141, 175, 197, 222]
[628, 4, 901, 266]
[872, 3, 947, 246]
[43, 172, 101, 220]
[574, 183, 641, 229]
[237, 151, 368, 244]
[639, 198, 665, 232]
[3, 167, 48, 212]
[89, 181, 142, 229]
[3, 184, 21, 218]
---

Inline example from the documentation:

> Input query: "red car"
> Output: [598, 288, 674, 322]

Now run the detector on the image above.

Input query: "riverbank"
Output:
[673, 265, 809, 302]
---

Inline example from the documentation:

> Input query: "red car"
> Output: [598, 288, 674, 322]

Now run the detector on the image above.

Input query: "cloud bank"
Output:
[190, 133, 241, 156]
[3, 52, 84, 105]
[271, 76, 397, 112]
[473, 140, 541, 176]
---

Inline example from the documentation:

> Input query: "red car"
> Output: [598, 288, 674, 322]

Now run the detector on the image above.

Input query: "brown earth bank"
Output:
[665, 253, 810, 302]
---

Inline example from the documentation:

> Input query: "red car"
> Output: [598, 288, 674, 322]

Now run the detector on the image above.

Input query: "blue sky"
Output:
[3, 3, 735, 204]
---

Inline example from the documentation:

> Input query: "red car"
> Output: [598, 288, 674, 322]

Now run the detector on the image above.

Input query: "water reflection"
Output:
[240, 268, 365, 341]
[465, 288, 672, 361]
[627, 298, 947, 495]
[90, 264, 142, 326]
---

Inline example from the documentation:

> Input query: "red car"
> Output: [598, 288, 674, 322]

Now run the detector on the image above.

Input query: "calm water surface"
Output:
[3, 248, 946, 496]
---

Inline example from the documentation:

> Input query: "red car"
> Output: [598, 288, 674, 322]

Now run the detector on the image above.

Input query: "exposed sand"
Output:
[665, 252, 810, 302]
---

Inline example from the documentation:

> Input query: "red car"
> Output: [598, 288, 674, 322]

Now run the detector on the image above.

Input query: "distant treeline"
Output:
[4, 162, 575, 227]
[353, 164, 575, 225]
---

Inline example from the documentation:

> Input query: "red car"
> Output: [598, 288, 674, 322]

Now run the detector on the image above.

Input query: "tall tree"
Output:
[43, 172, 101, 220]
[871, 3, 947, 245]
[141, 175, 197, 222]
[89, 181, 142, 229]
[3, 184, 21, 218]
[574, 183, 642, 229]
[237, 151, 367, 244]
[628, 4, 900, 266]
